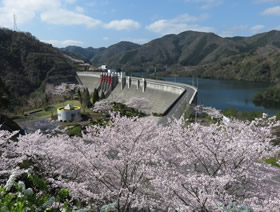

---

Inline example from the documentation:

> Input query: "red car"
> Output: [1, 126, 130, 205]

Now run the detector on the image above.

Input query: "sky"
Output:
[1, 0, 280, 48]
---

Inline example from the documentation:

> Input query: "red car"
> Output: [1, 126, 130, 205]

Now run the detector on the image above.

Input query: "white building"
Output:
[57, 104, 82, 122]
[100, 65, 108, 70]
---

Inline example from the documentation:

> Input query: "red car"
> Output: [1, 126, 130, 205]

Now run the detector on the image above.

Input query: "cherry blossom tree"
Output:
[1, 114, 163, 210]
[52, 83, 84, 102]
[0, 129, 23, 184]
[52, 83, 84, 96]
[195, 105, 223, 119]
[0, 116, 280, 211]
[92, 99, 114, 113]
[31, 118, 60, 132]
[152, 117, 280, 211]
[50, 83, 84, 108]
[125, 97, 151, 112]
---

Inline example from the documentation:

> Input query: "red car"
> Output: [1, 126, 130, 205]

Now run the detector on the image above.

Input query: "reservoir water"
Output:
[162, 76, 279, 114]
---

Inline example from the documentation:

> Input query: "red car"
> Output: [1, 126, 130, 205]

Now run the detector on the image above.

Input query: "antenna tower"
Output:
[13, 14, 18, 31]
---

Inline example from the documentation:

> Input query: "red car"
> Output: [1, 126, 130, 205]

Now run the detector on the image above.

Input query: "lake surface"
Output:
[162, 76, 279, 114]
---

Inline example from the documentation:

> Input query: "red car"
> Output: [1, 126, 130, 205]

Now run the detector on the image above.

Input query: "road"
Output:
[158, 81, 197, 125]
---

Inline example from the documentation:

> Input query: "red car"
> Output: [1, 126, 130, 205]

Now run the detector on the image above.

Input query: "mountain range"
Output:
[1, 28, 280, 109]
[61, 30, 280, 82]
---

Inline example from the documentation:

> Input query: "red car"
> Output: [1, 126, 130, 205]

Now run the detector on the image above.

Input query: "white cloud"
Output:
[185, 0, 223, 9]
[41, 39, 84, 47]
[262, 6, 280, 15]
[250, 25, 265, 33]
[146, 14, 213, 35]
[104, 19, 140, 30]
[64, 0, 76, 4]
[220, 24, 266, 37]
[41, 8, 101, 28]
[0, 0, 60, 28]
[75, 6, 84, 13]
[0, 0, 102, 29]
[103, 37, 109, 41]
[0, 0, 145, 32]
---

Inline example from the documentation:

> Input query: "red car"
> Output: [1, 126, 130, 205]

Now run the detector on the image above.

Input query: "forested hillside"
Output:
[0, 28, 78, 107]
[193, 49, 280, 81]
[60, 45, 105, 62]
[62, 30, 280, 82]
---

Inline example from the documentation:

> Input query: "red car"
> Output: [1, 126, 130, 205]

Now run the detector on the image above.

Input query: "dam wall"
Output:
[76, 72, 101, 93]
[76, 71, 197, 115]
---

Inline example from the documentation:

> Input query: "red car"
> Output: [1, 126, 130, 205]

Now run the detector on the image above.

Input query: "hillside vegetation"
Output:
[62, 30, 280, 82]
[253, 83, 280, 107]
[0, 28, 78, 108]
[60, 45, 105, 62]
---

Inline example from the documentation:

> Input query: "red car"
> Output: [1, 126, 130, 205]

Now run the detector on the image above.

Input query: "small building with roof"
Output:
[57, 104, 82, 122]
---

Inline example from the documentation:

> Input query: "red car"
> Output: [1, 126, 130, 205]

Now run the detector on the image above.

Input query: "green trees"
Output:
[76, 88, 107, 113]
[77, 88, 82, 105]
[0, 28, 77, 110]
[100, 91, 105, 100]
[0, 173, 78, 211]
[253, 85, 280, 107]
[91, 88, 100, 105]
[0, 77, 10, 109]
[77, 88, 93, 112]
[84, 88, 91, 108]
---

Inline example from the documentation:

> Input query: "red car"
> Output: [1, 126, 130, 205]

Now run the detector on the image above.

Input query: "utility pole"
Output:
[13, 14, 18, 31]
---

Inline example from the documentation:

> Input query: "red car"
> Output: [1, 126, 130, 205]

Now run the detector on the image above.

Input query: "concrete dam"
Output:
[76, 71, 197, 120]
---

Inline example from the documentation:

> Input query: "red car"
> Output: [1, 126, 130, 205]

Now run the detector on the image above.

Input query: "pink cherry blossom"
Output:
[0, 115, 279, 211]
[125, 97, 151, 112]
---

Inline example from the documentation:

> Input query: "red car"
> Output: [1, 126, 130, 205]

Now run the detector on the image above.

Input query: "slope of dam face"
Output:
[76, 72, 184, 115]
[76, 75, 101, 93]
[108, 82, 181, 114]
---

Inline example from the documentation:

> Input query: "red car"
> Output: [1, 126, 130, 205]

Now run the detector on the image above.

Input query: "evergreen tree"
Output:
[85, 88, 91, 108]
[92, 88, 100, 105]
[100, 91, 105, 100]
[77, 88, 82, 105]
[0, 77, 10, 109]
